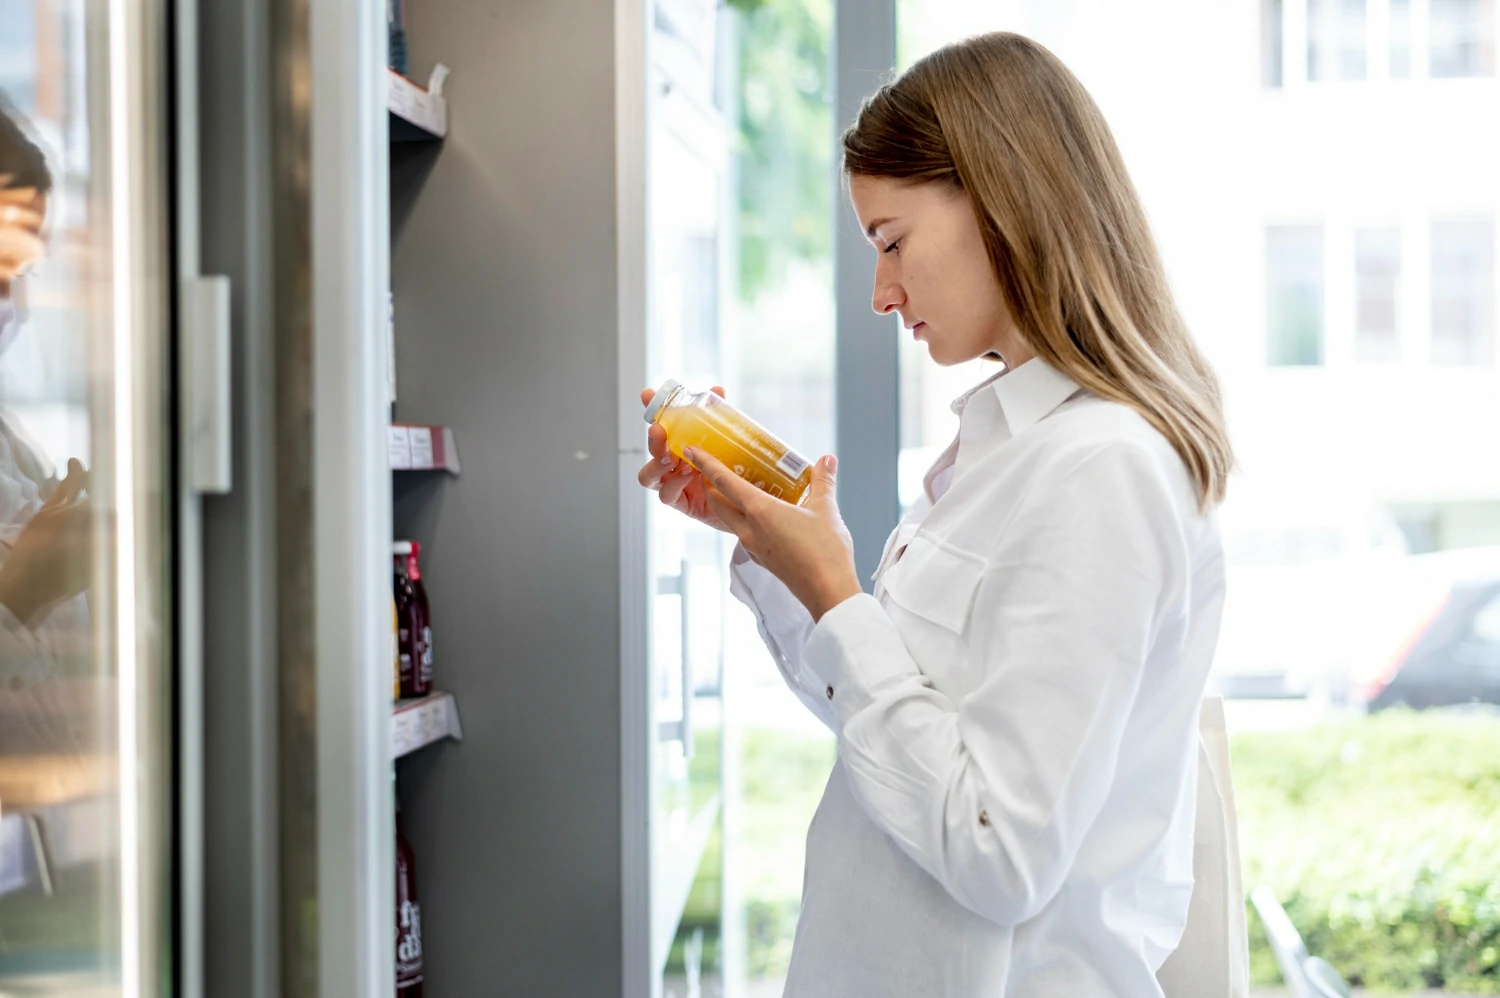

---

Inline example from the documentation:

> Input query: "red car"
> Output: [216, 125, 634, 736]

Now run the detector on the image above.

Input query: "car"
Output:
[1356, 572, 1500, 711]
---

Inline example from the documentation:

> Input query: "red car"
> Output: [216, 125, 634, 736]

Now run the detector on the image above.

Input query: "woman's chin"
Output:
[926, 342, 982, 368]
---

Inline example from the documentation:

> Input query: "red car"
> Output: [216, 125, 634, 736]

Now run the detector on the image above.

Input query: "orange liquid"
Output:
[657, 394, 813, 504]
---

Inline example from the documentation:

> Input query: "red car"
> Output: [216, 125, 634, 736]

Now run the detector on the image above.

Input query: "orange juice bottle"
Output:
[644, 380, 814, 504]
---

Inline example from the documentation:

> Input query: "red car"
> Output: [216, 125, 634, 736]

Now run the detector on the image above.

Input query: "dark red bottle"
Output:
[395, 805, 425, 995]
[393, 540, 433, 697]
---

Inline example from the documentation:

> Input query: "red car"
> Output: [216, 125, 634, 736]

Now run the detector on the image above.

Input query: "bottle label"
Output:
[396, 898, 424, 984]
[776, 450, 810, 478]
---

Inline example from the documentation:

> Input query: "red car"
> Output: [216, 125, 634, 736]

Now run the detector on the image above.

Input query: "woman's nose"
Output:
[872, 265, 904, 315]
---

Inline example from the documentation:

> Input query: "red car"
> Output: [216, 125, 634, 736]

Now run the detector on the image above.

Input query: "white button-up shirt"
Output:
[729, 357, 1226, 997]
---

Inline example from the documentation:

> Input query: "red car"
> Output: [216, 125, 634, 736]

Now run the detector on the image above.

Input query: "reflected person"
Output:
[0, 100, 94, 766]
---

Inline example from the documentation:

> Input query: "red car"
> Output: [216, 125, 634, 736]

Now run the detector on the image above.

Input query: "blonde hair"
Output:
[843, 32, 1233, 509]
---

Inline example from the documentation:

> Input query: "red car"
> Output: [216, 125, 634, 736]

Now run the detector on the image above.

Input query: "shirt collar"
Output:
[986, 357, 1083, 437]
[950, 357, 1084, 433]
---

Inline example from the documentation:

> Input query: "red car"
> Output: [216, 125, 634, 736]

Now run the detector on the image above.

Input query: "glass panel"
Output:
[650, 4, 729, 990]
[887, 1, 1500, 990]
[1308, 0, 1368, 80]
[1430, 0, 1497, 77]
[0, 1, 168, 993]
[1267, 225, 1325, 366]
[1355, 226, 1401, 362]
[718, 0, 837, 993]
[1430, 215, 1496, 365]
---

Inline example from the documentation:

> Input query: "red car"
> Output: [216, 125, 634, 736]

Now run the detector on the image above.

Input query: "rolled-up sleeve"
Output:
[802, 444, 1187, 927]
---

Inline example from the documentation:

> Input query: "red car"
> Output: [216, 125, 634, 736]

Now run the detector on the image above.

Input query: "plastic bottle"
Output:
[395, 801, 424, 995]
[393, 541, 433, 698]
[644, 380, 814, 504]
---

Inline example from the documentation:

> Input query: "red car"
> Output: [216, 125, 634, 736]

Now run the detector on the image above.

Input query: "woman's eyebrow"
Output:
[864, 216, 897, 239]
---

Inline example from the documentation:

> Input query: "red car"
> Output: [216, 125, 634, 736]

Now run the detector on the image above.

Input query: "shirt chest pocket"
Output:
[880, 532, 988, 636]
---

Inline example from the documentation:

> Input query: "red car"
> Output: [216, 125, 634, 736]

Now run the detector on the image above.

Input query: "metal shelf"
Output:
[388, 65, 450, 142]
[392, 691, 463, 759]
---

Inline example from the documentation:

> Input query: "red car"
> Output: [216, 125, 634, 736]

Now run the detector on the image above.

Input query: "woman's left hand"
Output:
[689, 447, 863, 622]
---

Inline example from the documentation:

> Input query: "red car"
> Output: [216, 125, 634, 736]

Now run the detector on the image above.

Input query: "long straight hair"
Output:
[844, 33, 1233, 509]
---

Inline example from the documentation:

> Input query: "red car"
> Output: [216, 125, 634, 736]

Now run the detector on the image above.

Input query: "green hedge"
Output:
[733, 712, 1500, 990]
[1233, 710, 1500, 992]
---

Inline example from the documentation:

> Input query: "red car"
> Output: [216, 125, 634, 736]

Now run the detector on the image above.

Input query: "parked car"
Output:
[1356, 573, 1500, 711]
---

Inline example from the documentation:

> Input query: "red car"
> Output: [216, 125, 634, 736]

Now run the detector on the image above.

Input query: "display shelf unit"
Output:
[388, 65, 450, 142]
[389, 423, 461, 474]
[392, 691, 464, 759]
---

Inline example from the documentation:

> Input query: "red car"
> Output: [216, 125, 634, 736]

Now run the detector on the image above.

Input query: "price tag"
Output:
[408, 426, 435, 469]
[389, 425, 413, 469]
[392, 709, 413, 756]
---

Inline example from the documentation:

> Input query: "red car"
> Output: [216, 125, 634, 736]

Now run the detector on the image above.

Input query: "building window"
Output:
[1390, 0, 1414, 76]
[1431, 216, 1496, 365]
[1430, 0, 1497, 77]
[1267, 225, 1326, 366]
[1308, 0, 1369, 80]
[1355, 227, 1402, 362]
[1263, 0, 1286, 86]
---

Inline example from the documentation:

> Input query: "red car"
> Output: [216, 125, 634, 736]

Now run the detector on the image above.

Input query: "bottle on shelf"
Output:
[393, 540, 433, 698]
[387, 0, 408, 76]
[396, 801, 424, 995]
[644, 379, 814, 505]
[392, 590, 402, 702]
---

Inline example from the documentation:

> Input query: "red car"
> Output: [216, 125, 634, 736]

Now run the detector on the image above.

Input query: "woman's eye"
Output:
[882, 240, 901, 255]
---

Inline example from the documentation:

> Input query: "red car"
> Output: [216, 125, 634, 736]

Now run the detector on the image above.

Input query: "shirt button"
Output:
[978, 809, 991, 827]
[825, 685, 835, 700]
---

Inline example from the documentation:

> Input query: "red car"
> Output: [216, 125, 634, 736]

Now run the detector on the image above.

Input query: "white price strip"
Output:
[408, 427, 435, 469]
[389, 425, 413, 469]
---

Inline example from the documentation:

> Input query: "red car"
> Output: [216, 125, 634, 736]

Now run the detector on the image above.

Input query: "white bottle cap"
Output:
[643, 379, 683, 425]
[393, 540, 413, 555]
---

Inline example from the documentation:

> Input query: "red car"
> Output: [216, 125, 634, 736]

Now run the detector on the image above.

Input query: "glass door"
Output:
[0, 0, 174, 994]
[648, 2, 731, 994]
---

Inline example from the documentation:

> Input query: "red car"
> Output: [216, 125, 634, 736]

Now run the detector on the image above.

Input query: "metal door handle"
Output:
[656, 558, 694, 758]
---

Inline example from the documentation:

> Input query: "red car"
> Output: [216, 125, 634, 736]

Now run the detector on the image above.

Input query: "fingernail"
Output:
[661, 455, 673, 466]
[826, 455, 838, 473]
[683, 447, 697, 462]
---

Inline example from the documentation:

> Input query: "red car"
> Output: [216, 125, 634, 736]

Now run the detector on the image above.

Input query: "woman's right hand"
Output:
[638, 385, 732, 534]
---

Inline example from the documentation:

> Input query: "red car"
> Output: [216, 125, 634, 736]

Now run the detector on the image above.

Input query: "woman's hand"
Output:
[0, 183, 46, 289]
[0, 458, 94, 624]
[690, 447, 862, 622]
[637, 385, 733, 533]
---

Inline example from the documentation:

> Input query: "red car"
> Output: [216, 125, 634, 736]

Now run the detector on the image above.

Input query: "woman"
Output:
[640, 32, 1230, 997]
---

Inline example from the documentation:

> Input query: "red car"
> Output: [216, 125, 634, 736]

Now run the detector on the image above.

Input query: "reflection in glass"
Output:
[0, 38, 115, 995]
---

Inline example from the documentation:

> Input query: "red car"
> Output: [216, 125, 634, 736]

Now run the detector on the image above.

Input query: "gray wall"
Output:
[390, 1, 624, 994]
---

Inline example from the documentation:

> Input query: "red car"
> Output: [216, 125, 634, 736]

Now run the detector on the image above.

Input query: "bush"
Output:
[1233, 710, 1500, 992]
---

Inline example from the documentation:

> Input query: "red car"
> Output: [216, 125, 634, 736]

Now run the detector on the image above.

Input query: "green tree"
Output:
[728, 0, 834, 303]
